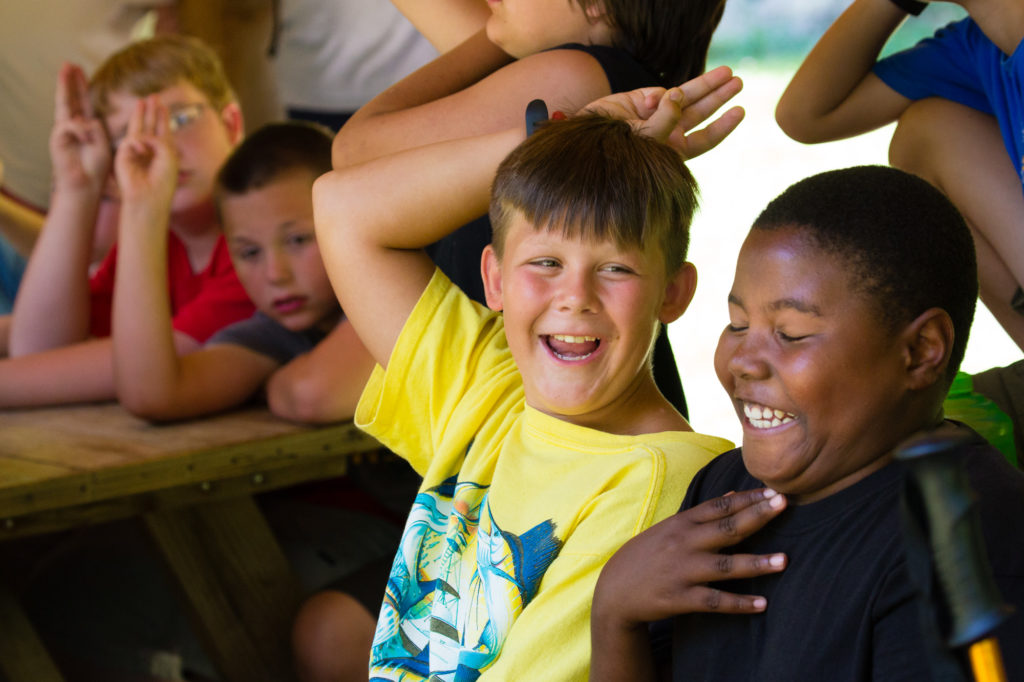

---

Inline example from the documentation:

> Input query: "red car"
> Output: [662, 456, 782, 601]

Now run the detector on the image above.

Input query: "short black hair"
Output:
[753, 165, 977, 381]
[490, 114, 698, 275]
[216, 121, 333, 196]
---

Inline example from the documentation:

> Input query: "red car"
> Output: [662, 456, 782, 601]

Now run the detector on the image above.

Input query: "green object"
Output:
[943, 372, 1017, 466]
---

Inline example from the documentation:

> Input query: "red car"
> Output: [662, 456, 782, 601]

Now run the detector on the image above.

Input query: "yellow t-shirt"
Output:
[357, 270, 732, 681]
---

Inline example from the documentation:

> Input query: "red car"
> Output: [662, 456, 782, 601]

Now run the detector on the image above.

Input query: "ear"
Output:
[481, 244, 504, 311]
[219, 101, 245, 145]
[583, 0, 609, 23]
[901, 308, 954, 391]
[658, 262, 698, 324]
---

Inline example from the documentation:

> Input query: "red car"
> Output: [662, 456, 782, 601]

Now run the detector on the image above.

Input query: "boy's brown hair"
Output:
[89, 34, 235, 116]
[489, 115, 698, 276]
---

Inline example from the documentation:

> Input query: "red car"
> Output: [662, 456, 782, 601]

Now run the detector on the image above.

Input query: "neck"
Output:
[551, 375, 691, 436]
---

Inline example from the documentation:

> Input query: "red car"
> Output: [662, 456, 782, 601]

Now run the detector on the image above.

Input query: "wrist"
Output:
[887, 0, 927, 15]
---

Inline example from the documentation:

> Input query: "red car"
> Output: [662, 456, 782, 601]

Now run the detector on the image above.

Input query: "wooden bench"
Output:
[0, 403, 381, 682]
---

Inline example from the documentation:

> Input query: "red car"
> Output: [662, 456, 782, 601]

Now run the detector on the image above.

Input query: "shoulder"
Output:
[681, 448, 750, 508]
[547, 43, 659, 91]
[489, 47, 613, 110]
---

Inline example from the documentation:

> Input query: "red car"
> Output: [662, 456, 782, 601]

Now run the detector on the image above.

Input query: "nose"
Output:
[723, 332, 771, 381]
[555, 269, 600, 314]
[265, 248, 293, 285]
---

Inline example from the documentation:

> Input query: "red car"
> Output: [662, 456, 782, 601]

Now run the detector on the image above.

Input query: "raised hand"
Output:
[49, 62, 112, 193]
[113, 95, 178, 212]
[582, 65, 745, 160]
[593, 487, 787, 630]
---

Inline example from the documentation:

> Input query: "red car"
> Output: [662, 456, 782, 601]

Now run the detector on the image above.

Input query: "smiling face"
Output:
[482, 211, 695, 434]
[221, 170, 340, 333]
[714, 227, 919, 503]
[485, 0, 613, 58]
[104, 80, 242, 215]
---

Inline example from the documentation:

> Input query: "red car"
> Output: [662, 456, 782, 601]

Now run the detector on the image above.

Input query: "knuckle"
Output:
[710, 495, 733, 514]
[717, 515, 739, 536]
[714, 556, 733, 575]
[705, 589, 723, 611]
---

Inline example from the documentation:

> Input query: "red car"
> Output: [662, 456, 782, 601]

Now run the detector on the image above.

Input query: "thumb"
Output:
[638, 88, 683, 144]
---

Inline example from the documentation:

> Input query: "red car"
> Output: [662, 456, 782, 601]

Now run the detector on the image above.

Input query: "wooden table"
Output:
[0, 402, 382, 682]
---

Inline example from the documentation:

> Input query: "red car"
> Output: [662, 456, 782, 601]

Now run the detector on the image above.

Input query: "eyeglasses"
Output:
[167, 102, 207, 133]
[108, 102, 208, 152]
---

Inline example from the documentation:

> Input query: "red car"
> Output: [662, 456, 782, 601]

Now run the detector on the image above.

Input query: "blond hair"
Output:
[90, 34, 235, 116]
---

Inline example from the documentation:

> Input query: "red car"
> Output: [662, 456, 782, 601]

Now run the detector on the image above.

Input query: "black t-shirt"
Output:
[660, 434, 1024, 681]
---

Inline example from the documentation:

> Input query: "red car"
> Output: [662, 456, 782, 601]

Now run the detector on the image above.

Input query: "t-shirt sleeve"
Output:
[206, 311, 317, 364]
[355, 269, 520, 475]
[873, 18, 995, 115]
[170, 244, 254, 343]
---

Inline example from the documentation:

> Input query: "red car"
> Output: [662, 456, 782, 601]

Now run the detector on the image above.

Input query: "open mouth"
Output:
[743, 402, 796, 430]
[545, 334, 600, 361]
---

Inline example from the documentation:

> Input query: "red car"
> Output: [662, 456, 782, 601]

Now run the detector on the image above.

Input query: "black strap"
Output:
[525, 99, 548, 137]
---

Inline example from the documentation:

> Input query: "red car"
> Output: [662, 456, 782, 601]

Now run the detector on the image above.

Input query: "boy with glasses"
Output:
[1, 35, 254, 407]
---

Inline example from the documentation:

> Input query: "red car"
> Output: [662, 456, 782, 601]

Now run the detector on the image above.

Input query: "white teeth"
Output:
[743, 402, 796, 430]
[551, 334, 597, 343]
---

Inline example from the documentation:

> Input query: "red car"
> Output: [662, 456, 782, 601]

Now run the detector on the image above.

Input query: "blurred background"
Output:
[669, 0, 1019, 442]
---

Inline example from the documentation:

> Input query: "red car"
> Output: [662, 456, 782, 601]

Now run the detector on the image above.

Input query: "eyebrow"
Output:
[728, 293, 824, 317]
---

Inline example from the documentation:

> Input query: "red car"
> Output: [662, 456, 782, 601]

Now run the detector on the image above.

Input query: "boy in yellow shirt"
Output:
[308, 77, 744, 680]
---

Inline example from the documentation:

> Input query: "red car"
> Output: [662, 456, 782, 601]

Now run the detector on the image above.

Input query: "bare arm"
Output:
[332, 31, 609, 167]
[108, 96, 220, 418]
[318, 71, 745, 369]
[9, 64, 108, 355]
[776, 0, 914, 143]
[0, 338, 116, 407]
[589, 489, 788, 682]
[266, 319, 377, 423]
[390, 0, 491, 53]
[316, 125, 522, 367]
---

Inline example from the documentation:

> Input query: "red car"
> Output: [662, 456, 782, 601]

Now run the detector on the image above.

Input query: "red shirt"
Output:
[89, 231, 255, 342]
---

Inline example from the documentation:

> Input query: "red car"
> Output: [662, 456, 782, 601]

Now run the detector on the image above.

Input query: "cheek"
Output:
[713, 332, 735, 391]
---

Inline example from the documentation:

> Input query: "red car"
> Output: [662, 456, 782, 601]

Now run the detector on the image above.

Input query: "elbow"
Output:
[117, 381, 186, 423]
[774, 96, 823, 144]
[775, 102, 813, 144]
[267, 375, 351, 424]
[119, 393, 179, 423]
[774, 100, 833, 145]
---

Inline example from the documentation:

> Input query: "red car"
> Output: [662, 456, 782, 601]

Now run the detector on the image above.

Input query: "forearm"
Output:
[776, 0, 908, 142]
[266, 321, 376, 423]
[325, 126, 521, 252]
[9, 188, 100, 355]
[332, 29, 513, 167]
[110, 201, 181, 415]
[316, 125, 523, 366]
[390, 0, 491, 53]
[0, 338, 115, 408]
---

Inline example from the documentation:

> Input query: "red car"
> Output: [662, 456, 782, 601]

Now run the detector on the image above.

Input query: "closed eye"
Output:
[601, 264, 637, 275]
